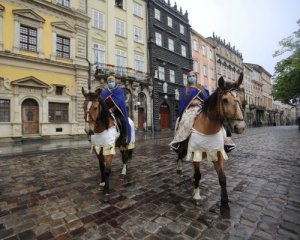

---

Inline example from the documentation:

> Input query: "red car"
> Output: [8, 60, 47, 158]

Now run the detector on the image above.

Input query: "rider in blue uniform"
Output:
[100, 76, 131, 146]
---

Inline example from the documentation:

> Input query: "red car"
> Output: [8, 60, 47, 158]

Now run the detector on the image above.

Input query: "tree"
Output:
[273, 19, 300, 105]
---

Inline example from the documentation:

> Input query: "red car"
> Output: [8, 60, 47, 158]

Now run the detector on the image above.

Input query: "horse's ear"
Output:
[218, 76, 226, 90]
[82, 87, 88, 97]
[234, 72, 243, 88]
[95, 88, 102, 97]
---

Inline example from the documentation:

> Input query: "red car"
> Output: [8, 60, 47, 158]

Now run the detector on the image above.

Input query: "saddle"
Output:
[111, 112, 127, 146]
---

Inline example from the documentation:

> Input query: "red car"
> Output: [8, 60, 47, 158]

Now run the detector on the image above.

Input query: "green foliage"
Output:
[273, 19, 300, 104]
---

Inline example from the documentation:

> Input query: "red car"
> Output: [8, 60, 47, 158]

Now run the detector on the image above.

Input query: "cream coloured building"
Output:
[0, 0, 89, 141]
[88, 0, 152, 131]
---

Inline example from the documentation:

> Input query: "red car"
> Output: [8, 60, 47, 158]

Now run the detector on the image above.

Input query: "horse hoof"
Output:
[193, 199, 201, 206]
[176, 169, 182, 175]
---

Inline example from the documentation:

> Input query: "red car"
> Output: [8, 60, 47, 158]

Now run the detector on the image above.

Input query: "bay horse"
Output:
[82, 88, 134, 196]
[176, 73, 245, 206]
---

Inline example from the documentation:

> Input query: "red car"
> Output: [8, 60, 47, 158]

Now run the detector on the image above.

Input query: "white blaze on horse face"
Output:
[231, 90, 246, 134]
[85, 101, 92, 133]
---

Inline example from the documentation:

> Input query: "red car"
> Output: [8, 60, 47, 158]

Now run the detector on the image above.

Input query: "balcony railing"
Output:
[93, 63, 151, 82]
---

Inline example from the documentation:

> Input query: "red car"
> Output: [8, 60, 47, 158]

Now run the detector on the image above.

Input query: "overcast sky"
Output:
[170, 0, 300, 76]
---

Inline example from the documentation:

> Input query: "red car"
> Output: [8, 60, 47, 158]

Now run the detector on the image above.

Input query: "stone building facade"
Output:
[191, 29, 216, 93]
[88, 0, 152, 131]
[148, 0, 192, 131]
[207, 33, 243, 82]
[0, 0, 89, 141]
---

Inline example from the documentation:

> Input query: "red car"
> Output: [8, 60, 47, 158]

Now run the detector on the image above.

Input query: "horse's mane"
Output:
[98, 98, 111, 130]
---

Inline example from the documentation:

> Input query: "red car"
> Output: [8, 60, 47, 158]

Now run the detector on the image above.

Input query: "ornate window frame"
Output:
[51, 22, 76, 61]
[12, 9, 45, 58]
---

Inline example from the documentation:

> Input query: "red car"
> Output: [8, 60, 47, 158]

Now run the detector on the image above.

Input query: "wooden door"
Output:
[138, 108, 145, 130]
[22, 99, 39, 134]
[160, 103, 170, 129]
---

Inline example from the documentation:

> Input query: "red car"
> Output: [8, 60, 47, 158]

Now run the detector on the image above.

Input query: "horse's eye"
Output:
[222, 98, 228, 104]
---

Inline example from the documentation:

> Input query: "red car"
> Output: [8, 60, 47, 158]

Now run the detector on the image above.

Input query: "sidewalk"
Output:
[0, 130, 174, 156]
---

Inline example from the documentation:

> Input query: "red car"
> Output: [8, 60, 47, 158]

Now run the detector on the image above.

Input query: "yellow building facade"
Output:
[0, 0, 89, 141]
[88, 0, 153, 131]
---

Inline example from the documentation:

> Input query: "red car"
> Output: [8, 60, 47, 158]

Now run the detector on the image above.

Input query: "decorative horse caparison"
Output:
[176, 73, 246, 205]
[82, 88, 134, 195]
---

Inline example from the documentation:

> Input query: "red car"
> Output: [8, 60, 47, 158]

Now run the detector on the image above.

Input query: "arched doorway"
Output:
[138, 92, 147, 130]
[160, 102, 170, 129]
[22, 98, 39, 134]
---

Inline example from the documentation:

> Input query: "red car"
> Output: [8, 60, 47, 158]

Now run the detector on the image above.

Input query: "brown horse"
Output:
[176, 73, 245, 206]
[82, 88, 134, 196]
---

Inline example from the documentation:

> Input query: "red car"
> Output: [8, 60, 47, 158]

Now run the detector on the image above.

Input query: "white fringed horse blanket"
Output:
[169, 106, 200, 146]
[186, 128, 228, 162]
[91, 117, 135, 155]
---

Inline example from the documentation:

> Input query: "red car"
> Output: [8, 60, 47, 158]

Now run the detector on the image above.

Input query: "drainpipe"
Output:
[85, 0, 91, 92]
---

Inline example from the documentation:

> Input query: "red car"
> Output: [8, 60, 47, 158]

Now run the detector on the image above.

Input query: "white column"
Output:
[13, 20, 20, 53]
[38, 27, 44, 58]
[51, 32, 56, 60]
[71, 36, 75, 60]
[0, 15, 3, 50]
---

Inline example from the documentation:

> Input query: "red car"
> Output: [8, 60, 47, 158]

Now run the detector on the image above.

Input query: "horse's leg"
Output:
[120, 150, 127, 176]
[176, 154, 183, 175]
[213, 154, 229, 206]
[95, 152, 105, 187]
[103, 155, 113, 195]
[193, 161, 202, 200]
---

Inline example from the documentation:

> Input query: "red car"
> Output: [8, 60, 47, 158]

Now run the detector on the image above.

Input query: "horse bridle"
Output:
[218, 88, 244, 122]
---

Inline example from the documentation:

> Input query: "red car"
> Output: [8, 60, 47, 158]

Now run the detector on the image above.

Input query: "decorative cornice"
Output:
[12, 9, 45, 23]
[11, 76, 49, 88]
[51, 21, 75, 33]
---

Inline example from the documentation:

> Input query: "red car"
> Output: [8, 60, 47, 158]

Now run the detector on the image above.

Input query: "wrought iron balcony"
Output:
[93, 63, 151, 82]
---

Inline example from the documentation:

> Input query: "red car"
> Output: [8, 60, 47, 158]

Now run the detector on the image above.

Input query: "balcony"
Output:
[93, 63, 151, 82]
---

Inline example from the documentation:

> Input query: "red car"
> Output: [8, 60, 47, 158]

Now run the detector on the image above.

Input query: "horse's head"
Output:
[218, 73, 246, 134]
[82, 87, 102, 135]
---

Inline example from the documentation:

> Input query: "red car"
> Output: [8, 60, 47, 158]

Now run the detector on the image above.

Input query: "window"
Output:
[56, 35, 70, 58]
[155, 32, 162, 46]
[135, 54, 144, 71]
[92, 10, 104, 30]
[133, 2, 142, 17]
[180, 24, 185, 34]
[169, 70, 175, 83]
[168, 38, 174, 51]
[116, 49, 127, 75]
[193, 60, 199, 72]
[202, 44, 206, 55]
[158, 66, 165, 80]
[181, 45, 186, 57]
[56, 86, 63, 95]
[203, 64, 207, 76]
[116, 19, 125, 37]
[209, 49, 213, 60]
[134, 27, 143, 43]
[0, 99, 10, 122]
[20, 25, 37, 52]
[154, 8, 160, 20]
[193, 39, 198, 51]
[167, 17, 173, 27]
[56, 0, 70, 8]
[49, 102, 68, 123]
[93, 43, 105, 65]
[115, 0, 123, 9]
[183, 74, 187, 86]
[210, 68, 214, 79]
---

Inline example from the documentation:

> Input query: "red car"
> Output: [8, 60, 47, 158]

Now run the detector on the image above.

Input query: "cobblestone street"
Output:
[0, 126, 299, 240]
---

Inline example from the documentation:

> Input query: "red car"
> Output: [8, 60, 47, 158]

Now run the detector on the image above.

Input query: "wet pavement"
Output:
[0, 126, 299, 239]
